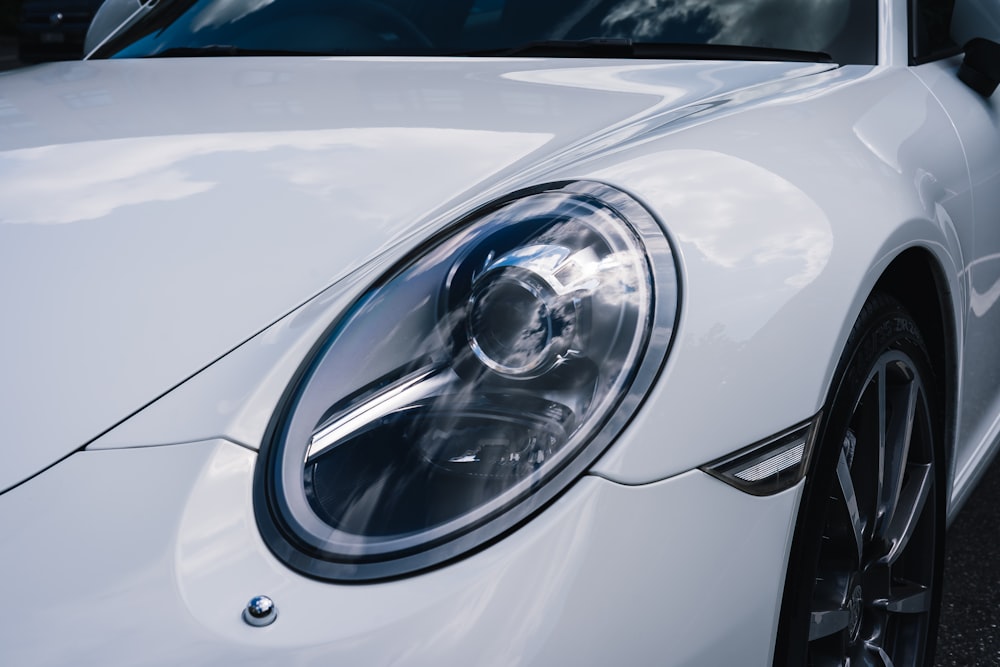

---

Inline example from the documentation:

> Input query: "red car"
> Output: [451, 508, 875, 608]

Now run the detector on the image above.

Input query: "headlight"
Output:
[255, 181, 679, 581]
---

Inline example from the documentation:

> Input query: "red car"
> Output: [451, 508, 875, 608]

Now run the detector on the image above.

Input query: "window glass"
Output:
[912, 0, 959, 62]
[100, 0, 878, 64]
[949, 0, 1000, 50]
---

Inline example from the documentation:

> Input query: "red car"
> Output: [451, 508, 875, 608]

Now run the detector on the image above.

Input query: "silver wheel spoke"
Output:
[836, 448, 864, 566]
[878, 375, 919, 532]
[810, 607, 851, 640]
[875, 582, 932, 614]
[875, 366, 888, 525]
[868, 644, 896, 667]
[882, 463, 932, 564]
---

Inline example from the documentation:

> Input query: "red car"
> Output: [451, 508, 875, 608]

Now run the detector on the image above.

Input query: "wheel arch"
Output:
[773, 245, 957, 666]
[870, 247, 959, 504]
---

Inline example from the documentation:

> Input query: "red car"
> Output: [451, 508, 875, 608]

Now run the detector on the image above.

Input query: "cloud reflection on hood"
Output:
[0, 128, 550, 226]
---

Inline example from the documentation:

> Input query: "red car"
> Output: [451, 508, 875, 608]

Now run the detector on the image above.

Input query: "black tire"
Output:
[775, 293, 944, 666]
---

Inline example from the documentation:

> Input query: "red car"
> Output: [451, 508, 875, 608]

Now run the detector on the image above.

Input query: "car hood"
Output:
[0, 56, 835, 492]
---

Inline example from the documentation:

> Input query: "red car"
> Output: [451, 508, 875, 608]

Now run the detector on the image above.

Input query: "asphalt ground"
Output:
[938, 454, 1000, 665]
[0, 34, 999, 665]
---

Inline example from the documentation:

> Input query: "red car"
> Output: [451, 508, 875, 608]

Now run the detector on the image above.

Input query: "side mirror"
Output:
[84, 0, 158, 56]
[959, 38, 1000, 97]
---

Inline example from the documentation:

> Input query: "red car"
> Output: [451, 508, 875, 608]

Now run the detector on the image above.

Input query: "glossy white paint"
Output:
[880, 0, 910, 66]
[91, 62, 976, 495]
[586, 65, 974, 488]
[0, 56, 832, 492]
[0, 440, 800, 665]
[911, 54, 1000, 511]
[2, 0, 1000, 663]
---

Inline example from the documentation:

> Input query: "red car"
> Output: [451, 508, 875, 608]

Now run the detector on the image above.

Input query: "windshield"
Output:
[96, 0, 877, 64]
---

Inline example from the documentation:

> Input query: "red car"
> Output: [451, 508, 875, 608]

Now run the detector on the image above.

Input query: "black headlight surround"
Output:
[254, 181, 680, 582]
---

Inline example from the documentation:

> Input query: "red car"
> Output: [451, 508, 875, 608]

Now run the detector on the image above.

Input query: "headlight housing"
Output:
[255, 181, 679, 581]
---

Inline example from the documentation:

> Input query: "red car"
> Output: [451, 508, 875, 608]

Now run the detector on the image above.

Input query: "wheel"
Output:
[775, 293, 944, 666]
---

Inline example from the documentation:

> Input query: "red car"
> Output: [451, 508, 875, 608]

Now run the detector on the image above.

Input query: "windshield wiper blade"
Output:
[453, 39, 833, 63]
[139, 40, 833, 63]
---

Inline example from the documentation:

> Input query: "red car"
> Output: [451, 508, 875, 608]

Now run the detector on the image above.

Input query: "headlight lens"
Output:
[255, 182, 678, 581]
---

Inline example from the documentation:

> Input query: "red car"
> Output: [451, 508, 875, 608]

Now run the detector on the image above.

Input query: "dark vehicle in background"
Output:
[17, 0, 103, 62]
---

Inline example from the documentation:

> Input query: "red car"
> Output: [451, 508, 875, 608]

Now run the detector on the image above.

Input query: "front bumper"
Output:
[0, 439, 801, 666]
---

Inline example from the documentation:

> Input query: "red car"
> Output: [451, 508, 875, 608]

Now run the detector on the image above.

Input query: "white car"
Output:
[2, 0, 999, 664]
